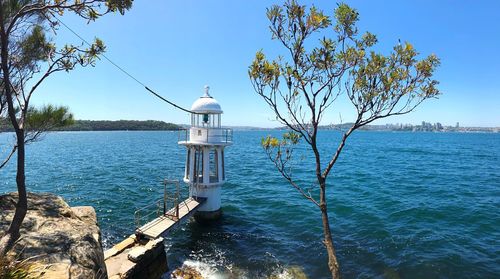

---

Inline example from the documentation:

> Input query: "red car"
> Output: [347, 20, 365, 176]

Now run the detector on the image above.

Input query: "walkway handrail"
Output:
[134, 199, 163, 229]
[135, 180, 181, 229]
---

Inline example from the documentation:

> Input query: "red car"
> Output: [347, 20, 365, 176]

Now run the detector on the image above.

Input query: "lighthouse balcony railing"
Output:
[178, 128, 233, 144]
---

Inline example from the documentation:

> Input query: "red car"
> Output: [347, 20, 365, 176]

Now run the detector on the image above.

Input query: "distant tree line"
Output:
[0, 119, 180, 132]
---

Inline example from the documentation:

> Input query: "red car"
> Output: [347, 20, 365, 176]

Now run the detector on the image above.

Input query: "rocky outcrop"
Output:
[270, 266, 308, 279]
[104, 235, 168, 279]
[171, 266, 203, 279]
[0, 192, 107, 279]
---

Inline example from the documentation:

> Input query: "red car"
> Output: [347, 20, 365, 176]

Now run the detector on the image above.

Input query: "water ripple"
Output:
[1, 131, 499, 278]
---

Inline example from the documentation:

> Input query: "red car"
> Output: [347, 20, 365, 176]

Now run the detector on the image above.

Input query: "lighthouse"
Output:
[178, 86, 232, 221]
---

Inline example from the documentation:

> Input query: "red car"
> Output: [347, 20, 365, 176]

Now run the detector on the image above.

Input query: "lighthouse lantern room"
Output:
[178, 86, 232, 220]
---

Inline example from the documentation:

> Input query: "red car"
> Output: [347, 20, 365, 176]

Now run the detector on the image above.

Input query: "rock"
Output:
[127, 246, 148, 263]
[145, 238, 164, 249]
[284, 266, 308, 279]
[0, 192, 107, 279]
[172, 266, 204, 279]
[72, 206, 97, 226]
[269, 265, 308, 279]
[104, 236, 136, 261]
[127, 238, 164, 263]
[106, 237, 168, 279]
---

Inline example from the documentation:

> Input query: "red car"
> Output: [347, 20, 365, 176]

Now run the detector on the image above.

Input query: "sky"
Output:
[30, 0, 500, 127]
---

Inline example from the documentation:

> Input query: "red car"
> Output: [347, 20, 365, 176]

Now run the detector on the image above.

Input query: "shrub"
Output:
[0, 256, 33, 279]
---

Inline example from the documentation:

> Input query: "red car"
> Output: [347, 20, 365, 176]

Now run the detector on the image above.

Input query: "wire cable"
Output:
[56, 17, 195, 114]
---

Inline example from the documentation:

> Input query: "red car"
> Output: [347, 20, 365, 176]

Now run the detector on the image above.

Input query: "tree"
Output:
[249, 1, 439, 278]
[0, 0, 132, 256]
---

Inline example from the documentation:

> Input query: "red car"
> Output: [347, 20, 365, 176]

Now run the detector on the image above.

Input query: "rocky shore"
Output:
[0, 192, 168, 279]
[0, 192, 107, 278]
[1, 192, 309, 279]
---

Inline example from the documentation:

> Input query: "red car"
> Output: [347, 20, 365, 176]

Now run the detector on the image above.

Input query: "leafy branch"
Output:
[249, 1, 440, 277]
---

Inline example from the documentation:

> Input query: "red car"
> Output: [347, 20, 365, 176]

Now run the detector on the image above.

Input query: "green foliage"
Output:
[251, 3, 441, 275]
[334, 3, 359, 37]
[0, 0, 133, 257]
[261, 131, 301, 169]
[1, 1, 133, 78]
[249, 51, 280, 85]
[17, 25, 52, 70]
[0, 0, 134, 134]
[249, 0, 441, 206]
[262, 135, 280, 149]
[249, 0, 440, 148]
[58, 120, 181, 131]
[25, 105, 74, 131]
[31, 0, 133, 19]
[0, 119, 180, 132]
[0, 256, 34, 279]
[0, 117, 9, 131]
[262, 131, 301, 150]
[350, 42, 440, 111]
[107, 0, 133, 14]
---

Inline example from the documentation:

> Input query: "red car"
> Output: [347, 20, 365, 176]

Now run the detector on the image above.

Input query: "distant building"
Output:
[456, 122, 460, 128]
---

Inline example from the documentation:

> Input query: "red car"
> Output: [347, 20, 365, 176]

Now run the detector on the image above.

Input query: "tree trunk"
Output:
[0, 138, 27, 256]
[320, 181, 340, 279]
[311, 127, 340, 278]
[0, 6, 28, 257]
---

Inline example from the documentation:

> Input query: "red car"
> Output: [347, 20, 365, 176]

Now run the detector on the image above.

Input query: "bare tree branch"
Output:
[0, 145, 17, 169]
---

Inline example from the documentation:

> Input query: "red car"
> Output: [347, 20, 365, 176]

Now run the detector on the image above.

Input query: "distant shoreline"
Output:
[1, 129, 498, 134]
[1, 119, 498, 133]
[0, 119, 181, 132]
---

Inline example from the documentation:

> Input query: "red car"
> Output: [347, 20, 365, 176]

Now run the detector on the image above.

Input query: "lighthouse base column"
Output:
[190, 184, 222, 222]
[194, 209, 222, 222]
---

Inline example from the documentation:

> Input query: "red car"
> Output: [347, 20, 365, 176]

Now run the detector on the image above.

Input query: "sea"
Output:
[0, 130, 499, 278]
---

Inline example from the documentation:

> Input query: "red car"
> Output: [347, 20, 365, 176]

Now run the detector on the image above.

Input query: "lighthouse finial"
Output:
[203, 85, 211, 97]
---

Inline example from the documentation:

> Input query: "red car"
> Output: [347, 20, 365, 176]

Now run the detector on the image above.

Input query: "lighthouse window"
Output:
[203, 113, 209, 124]
[213, 114, 220, 128]
[200, 149, 204, 183]
[221, 150, 225, 181]
[193, 149, 197, 182]
[209, 149, 218, 183]
[193, 149, 203, 183]
[185, 149, 191, 179]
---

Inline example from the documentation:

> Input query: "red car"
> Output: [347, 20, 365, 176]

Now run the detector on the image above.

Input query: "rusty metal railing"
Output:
[134, 179, 181, 230]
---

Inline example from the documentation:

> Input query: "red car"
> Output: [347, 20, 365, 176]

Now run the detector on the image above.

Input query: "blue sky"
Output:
[31, 0, 500, 127]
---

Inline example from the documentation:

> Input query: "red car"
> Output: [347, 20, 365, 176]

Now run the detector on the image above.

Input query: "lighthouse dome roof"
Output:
[191, 86, 222, 113]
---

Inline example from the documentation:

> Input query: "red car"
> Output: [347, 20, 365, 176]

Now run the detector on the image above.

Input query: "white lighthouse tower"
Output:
[178, 86, 232, 221]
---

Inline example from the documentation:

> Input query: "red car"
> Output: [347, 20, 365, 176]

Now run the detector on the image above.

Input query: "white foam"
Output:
[166, 260, 225, 279]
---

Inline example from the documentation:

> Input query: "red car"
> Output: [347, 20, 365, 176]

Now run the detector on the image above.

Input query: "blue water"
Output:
[0, 131, 499, 278]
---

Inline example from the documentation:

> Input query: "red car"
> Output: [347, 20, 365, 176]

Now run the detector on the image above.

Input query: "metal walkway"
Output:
[135, 197, 206, 239]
